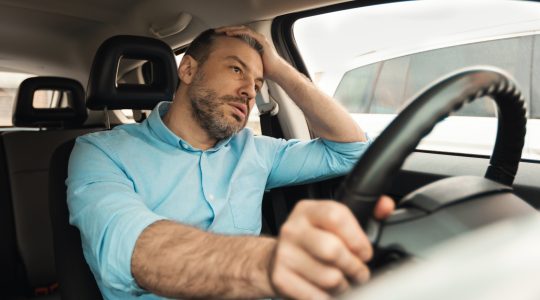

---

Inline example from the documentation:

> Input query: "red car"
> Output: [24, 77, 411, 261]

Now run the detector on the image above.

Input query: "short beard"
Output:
[188, 71, 248, 140]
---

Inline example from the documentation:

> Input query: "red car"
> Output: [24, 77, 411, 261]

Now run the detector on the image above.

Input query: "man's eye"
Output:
[231, 66, 241, 73]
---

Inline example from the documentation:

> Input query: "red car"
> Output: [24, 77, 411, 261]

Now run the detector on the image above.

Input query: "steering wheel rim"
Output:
[336, 67, 527, 227]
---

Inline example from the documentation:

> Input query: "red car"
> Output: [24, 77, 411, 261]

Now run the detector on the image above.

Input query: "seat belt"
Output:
[257, 86, 289, 235]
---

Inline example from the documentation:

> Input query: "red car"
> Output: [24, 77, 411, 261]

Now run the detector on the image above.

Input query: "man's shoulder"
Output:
[233, 128, 303, 157]
[76, 123, 144, 148]
[233, 127, 282, 145]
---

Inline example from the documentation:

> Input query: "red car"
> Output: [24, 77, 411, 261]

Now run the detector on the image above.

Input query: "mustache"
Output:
[220, 95, 249, 105]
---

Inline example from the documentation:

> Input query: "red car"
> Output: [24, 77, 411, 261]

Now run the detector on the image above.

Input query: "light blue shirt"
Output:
[67, 101, 371, 299]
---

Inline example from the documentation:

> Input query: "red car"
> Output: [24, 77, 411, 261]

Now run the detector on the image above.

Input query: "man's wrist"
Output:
[265, 238, 279, 296]
[252, 237, 279, 297]
[265, 57, 292, 83]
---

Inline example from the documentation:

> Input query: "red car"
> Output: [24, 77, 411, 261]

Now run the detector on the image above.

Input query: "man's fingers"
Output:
[289, 226, 370, 284]
[215, 25, 247, 33]
[215, 26, 254, 36]
[273, 200, 381, 298]
[277, 243, 351, 293]
[271, 263, 331, 300]
[294, 201, 372, 261]
[374, 195, 395, 220]
[215, 26, 266, 43]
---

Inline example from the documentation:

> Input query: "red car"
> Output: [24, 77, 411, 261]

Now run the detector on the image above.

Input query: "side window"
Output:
[0, 72, 34, 127]
[334, 36, 532, 117]
[370, 56, 410, 114]
[293, 1, 539, 160]
[404, 36, 532, 117]
[533, 35, 540, 118]
[334, 62, 379, 113]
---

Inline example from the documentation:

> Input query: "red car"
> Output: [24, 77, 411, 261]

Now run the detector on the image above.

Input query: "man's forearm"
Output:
[131, 220, 277, 299]
[270, 60, 366, 143]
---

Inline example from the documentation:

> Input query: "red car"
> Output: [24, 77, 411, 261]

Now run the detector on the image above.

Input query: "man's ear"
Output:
[178, 55, 198, 85]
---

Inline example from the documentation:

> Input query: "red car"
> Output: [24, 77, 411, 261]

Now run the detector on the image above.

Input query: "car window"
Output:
[0, 71, 34, 127]
[533, 35, 540, 118]
[293, 1, 540, 160]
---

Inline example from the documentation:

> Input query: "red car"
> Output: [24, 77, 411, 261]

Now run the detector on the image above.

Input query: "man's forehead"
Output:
[209, 36, 263, 73]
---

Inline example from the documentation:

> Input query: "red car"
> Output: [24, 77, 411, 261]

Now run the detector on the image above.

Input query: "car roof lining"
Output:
[0, 0, 350, 83]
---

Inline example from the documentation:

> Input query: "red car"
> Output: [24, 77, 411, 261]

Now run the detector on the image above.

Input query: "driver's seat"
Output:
[48, 35, 178, 299]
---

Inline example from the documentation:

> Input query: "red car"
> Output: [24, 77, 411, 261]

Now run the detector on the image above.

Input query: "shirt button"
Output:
[209, 194, 215, 201]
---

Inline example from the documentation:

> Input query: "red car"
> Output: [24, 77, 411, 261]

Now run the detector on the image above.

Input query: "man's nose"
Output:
[239, 79, 257, 100]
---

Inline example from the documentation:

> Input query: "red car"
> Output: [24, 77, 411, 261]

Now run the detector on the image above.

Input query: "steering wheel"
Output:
[335, 67, 535, 265]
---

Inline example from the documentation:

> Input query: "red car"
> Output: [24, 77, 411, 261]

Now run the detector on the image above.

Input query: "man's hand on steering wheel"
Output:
[269, 196, 394, 299]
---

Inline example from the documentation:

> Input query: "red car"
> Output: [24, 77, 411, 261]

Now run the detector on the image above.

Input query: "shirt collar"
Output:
[147, 101, 233, 152]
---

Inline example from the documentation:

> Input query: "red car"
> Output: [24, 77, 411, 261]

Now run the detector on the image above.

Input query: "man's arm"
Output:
[132, 199, 394, 299]
[131, 220, 276, 299]
[217, 26, 367, 143]
[267, 61, 367, 143]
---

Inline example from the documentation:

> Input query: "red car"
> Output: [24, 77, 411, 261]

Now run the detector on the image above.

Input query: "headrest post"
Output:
[103, 106, 111, 130]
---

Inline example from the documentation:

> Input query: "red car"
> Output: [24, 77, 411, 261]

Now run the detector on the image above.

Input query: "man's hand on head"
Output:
[269, 196, 395, 299]
[215, 26, 286, 81]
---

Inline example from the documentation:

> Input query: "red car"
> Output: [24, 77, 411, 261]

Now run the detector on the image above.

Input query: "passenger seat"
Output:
[1, 77, 91, 299]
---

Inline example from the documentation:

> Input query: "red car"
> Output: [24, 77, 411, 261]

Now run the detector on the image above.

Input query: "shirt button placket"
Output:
[200, 152, 216, 213]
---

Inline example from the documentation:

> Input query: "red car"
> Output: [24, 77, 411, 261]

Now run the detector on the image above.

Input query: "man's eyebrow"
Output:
[225, 55, 264, 85]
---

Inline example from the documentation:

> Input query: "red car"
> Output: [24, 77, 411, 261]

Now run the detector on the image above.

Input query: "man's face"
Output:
[187, 36, 264, 140]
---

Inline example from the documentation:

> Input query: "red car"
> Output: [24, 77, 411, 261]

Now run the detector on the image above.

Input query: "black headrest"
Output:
[13, 77, 87, 128]
[86, 35, 178, 110]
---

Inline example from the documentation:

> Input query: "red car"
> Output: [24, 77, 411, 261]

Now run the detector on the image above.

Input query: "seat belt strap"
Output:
[258, 88, 288, 233]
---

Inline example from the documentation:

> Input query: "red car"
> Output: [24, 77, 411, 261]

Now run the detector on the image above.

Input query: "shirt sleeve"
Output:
[66, 134, 167, 295]
[265, 136, 372, 190]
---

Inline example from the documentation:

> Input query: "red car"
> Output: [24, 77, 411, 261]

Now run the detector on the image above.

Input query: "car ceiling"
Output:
[0, 0, 350, 83]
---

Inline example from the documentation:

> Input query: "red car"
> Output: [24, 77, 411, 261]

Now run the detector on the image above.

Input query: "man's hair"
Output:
[184, 28, 264, 65]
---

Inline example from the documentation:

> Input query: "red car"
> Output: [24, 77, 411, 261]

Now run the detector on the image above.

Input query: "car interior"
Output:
[1, 0, 539, 299]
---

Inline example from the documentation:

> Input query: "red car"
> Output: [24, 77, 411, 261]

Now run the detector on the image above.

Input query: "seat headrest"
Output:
[86, 35, 178, 110]
[13, 77, 87, 128]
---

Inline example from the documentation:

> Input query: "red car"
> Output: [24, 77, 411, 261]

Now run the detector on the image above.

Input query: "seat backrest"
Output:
[49, 140, 102, 300]
[0, 136, 21, 298]
[1, 76, 93, 297]
[49, 35, 177, 299]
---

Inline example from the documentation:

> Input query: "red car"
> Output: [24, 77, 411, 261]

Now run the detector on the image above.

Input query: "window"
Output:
[293, 1, 540, 160]
[0, 71, 34, 127]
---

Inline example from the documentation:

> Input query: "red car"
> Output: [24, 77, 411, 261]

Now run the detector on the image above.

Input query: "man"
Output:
[67, 26, 394, 299]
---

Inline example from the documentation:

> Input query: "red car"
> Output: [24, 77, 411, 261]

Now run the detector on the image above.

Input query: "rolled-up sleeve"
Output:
[265, 136, 372, 190]
[66, 136, 166, 294]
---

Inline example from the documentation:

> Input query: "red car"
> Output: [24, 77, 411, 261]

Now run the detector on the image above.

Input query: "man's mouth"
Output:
[228, 102, 247, 120]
